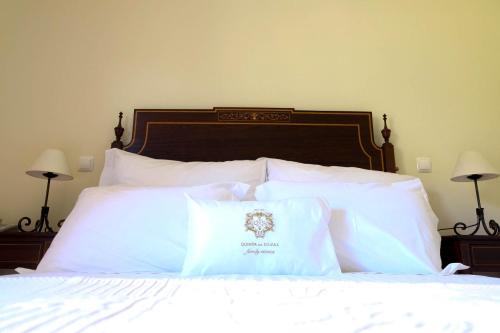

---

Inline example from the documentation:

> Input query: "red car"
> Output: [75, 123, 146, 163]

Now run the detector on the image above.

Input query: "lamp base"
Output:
[447, 208, 500, 236]
[18, 206, 54, 232]
[440, 176, 500, 236]
[19, 171, 61, 232]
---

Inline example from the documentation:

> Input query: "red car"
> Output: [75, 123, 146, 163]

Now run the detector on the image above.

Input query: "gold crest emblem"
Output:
[245, 209, 274, 238]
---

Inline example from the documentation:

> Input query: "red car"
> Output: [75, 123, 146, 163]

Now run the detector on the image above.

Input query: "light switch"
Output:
[416, 157, 432, 173]
[79, 156, 94, 172]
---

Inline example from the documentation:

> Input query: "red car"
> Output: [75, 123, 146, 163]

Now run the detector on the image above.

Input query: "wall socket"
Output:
[79, 156, 94, 172]
[416, 157, 432, 173]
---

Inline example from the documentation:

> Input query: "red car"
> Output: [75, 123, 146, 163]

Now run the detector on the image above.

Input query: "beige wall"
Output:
[1, 0, 499, 232]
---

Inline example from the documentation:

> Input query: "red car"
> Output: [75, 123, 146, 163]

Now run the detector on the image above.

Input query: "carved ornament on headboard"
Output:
[111, 112, 124, 149]
[217, 110, 291, 122]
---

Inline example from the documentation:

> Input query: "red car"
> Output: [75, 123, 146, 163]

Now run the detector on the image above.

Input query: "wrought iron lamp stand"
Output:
[446, 175, 500, 236]
[18, 172, 59, 232]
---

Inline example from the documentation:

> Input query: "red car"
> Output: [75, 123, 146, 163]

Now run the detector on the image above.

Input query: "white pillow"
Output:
[181, 197, 341, 276]
[263, 158, 415, 184]
[37, 183, 249, 273]
[255, 181, 441, 274]
[100, 149, 266, 199]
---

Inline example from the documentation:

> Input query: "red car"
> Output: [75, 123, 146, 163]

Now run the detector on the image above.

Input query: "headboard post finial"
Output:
[380, 114, 397, 173]
[381, 114, 391, 143]
[111, 112, 124, 149]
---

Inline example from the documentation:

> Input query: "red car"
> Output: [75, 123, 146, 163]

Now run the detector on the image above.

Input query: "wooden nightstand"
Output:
[441, 235, 500, 277]
[0, 232, 55, 269]
[0, 269, 17, 275]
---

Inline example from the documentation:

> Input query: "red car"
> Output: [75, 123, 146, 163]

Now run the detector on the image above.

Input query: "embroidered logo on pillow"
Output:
[245, 209, 274, 238]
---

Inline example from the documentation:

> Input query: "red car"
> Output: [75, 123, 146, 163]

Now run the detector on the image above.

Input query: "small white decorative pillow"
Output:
[255, 181, 441, 274]
[181, 197, 341, 276]
[37, 183, 249, 273]
[100, 149, 266, 199]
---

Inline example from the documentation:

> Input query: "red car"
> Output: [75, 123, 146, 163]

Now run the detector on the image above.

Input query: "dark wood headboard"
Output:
[111, 107, 397, 172]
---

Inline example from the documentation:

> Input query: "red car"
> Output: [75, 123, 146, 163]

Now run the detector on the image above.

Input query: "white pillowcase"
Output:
[255, 180, 442, 274]
[37, 183, 249, 273]
[264, 158, 415, 184]
[100, 149, 266, 199]
[182, 197, 341, 276]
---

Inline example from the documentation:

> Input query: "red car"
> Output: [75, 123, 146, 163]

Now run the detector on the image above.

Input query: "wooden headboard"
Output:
[111, 107, 397, 172]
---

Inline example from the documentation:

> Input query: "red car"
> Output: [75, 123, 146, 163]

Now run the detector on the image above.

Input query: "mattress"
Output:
[1, 272, 499, 333]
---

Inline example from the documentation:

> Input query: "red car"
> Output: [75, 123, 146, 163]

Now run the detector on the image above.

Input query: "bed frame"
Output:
[110, 107, 397, 172]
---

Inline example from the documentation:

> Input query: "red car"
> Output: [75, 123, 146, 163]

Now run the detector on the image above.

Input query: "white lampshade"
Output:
[26, 149, 73, 181]
[451, 151, 499, 182]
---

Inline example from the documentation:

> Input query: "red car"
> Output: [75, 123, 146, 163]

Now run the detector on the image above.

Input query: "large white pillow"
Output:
[255, 180, 441, 274]
[263, 158, 415, 184]
[100, 149, 266, 199]
[37, 183, 249, 273]
[181, 197, 341, 276]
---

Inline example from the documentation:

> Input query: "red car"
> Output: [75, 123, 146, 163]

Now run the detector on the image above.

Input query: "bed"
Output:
[1, 107, 499, 333]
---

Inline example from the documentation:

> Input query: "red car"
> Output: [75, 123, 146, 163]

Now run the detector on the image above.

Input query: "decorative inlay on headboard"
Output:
[217, 108, 292, 122]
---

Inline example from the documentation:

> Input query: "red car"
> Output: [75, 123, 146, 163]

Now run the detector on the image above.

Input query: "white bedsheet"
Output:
[1, 272, 499, 333]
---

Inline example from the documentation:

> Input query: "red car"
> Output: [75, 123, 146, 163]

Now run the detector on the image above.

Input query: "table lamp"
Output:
[18, 149, 73, 232]
[449, 151, 499, 236]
